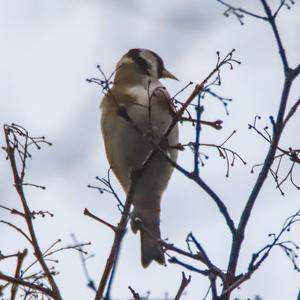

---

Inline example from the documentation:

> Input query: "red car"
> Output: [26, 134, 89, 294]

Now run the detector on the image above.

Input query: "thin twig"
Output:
[165, 49, 240, 137]
[84, 208, 116, 232]
[180, 117, 223, 130]
[217, 0, 267, 23]
[71, 234, 97, 292]
[0, 220, 32, 243]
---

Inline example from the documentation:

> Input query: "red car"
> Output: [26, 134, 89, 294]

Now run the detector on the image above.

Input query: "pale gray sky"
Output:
[1, 1, 300, 299]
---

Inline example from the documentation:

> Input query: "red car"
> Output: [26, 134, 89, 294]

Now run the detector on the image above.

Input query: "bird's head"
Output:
[114, 48, 178, 84]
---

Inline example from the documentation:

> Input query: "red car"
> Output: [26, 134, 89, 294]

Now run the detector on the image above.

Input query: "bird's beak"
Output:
[161, 68, 178, 81]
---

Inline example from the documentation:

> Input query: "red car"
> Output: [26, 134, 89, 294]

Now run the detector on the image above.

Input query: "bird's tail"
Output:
[131, 208, 165, 268]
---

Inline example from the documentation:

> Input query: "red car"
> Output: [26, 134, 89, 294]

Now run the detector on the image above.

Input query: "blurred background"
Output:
[0, 0, 300, 299]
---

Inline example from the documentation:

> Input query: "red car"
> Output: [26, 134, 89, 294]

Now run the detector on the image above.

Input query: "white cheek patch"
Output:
[139, 51, 158, 78]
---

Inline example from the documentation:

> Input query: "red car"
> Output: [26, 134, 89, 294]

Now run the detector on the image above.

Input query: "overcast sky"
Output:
[1, 1, 300, 299]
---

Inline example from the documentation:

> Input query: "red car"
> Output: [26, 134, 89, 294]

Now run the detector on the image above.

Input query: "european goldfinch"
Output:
[100, 48, 179, 267]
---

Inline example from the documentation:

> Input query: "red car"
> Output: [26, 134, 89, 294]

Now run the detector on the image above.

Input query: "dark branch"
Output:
[0, 272, 55, 298]
[260, 0, 290, 74]
[174, 272, 191, 300]
[3, 124, 62, 300]
[217, 0, 267, 23]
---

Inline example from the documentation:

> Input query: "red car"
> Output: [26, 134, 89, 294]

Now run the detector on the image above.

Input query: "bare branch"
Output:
[221, 210, 300, 298]
[260, 0, 290, 74]
[3, 124, 62, 300]
[128, 286, 141, 300]
[84, 208, 116, 232]
[0, 272, 55, 298]
[71, 234, 97, 292]
[167, 255, 209, 276]
[165, 49, 240, 137]
[273, 0, 296, 19]
[217, 0, 267, 23]
[249, 115, 300, 194]
[227, 67, 294, 287]
[283, 98, 300, 127]
[193, 95, 204, 176]
[94, 171, 140, 300]
[10, 249, 27, 300]
[174, 272, 191, 300]
[0, 220, 32, 243]
[180, 117, 223, 130]
[249, 210, 300, 273]
[0, 205, 24, 217]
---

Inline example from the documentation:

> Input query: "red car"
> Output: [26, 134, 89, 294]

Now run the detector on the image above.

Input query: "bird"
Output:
[100, 48, 179, 267]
